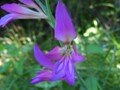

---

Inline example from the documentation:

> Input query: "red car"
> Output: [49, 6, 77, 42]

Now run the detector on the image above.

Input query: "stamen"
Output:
[61, 45, 73, 56]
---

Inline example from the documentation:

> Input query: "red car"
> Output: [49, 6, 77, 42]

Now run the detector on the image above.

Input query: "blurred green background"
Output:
[0, 0, 120, 90]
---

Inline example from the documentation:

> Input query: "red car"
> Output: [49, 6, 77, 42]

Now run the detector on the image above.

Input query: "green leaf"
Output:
[86, 44, 104, 54]
[80, 76, 101, 90]
[35, 81, 60, 89]
[62, 82, 76, 90]
[94, 3, 114, 8]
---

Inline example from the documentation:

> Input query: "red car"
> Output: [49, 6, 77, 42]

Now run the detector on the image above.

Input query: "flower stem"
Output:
[45, 0, 55, 28]
[75, 68, 88, 90]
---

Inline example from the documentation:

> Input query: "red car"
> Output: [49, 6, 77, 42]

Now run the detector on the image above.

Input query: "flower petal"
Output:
[31, 69, 52, 84]
[34, 44, 54, 69]
[0, 13, 44, 27]
[1, 3, 40, 16]
[51, 56, 66, 80]
[45, 46, 62, 61]
[64, 59, 75, 85]
[0, 14, 15, 27]
[19, 0, 37, 8]
[72, 45, 85, 63]
[19, 0, 40, 11]
[55, 0, 76, 43]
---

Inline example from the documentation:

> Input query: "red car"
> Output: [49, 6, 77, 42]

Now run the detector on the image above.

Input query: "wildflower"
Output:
[31, 44, 84, 85]
[0, 0, 47, 27]
[31, 0, 84, 85]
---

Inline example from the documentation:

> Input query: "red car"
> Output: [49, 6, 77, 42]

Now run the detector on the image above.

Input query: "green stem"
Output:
[45, 0, 55, 28]
[102, 47, 116, 89]
[75, 68, 88, 90]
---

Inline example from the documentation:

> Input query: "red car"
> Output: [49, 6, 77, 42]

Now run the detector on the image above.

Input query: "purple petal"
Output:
[19, 0, 36, 7]
[0, 14, 16, 27]
[31, 69, 52, 84]
[19, 0, 39, 10]
[34, 44, 54, 69]
[0, 13, 44, 27]
[45, 46, 62, 61]
[1, 3, 39, 16]
[55, 0, 76, 43]
[51, 56, 66, 81]
[72, 45, 85, 63]
[64, 59, 75, 85]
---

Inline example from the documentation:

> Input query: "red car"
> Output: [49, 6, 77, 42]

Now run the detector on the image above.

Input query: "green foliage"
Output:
[80, 76, 101, 90]
[0, 0, 120, 90]
[86, 44, 104, 54]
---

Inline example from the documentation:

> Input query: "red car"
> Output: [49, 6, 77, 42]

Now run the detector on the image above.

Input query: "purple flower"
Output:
[31, 0, 84, 85]
[31, 44, 84, 85]
[0, 0, 47, 27]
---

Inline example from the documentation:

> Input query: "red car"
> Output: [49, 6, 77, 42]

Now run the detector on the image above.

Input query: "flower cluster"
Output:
[0, 0, 84, 85]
